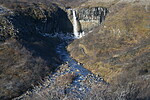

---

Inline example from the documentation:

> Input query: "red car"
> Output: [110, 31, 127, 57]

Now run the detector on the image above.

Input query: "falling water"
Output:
[73, 10, 85, 39]
[73, 10, 79, 38]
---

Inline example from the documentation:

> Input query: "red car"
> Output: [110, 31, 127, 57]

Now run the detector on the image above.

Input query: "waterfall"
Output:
[73, 10, 79, 38]
[72, 10, 85, 39]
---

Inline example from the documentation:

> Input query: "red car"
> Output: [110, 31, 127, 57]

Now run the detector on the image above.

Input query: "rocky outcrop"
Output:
[77, 7, 108, 23]
[67, 7, 108, 32]
[0, 3, 73, 100]
[0, 3, 73, 42]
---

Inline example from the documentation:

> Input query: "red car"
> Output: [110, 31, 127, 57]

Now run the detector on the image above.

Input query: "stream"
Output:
[55, 41, 104, 98]
[14, 34, 105, 100]
[1, 5, 106, 100]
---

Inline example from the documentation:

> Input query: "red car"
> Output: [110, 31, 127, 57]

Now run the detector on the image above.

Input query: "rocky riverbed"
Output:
[13, 34, 106, 100]
[0, 5, 12, 15]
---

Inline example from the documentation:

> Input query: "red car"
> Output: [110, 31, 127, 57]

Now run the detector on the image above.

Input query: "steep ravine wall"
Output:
[0, 3, 108, 100]
[0, 3, 73, 100]
[0, 3, 73, 41]
[67, 7, 108, 32]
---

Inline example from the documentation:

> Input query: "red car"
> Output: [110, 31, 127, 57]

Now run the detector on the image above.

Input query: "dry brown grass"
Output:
[0, 39, 51, 99]
[68, 3, 150, 82]
[56, 73, 76, 86]
[67, 2, 150, 99]
[77, 0, 120, 8]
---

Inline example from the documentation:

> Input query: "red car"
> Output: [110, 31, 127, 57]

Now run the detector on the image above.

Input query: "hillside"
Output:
[0, 2, 71, 99]
[68, 1, 150, 99]
[0, 0, 150, 100]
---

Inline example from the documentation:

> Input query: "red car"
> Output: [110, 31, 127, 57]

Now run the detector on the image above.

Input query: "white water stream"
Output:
[73, 10, 79, 38]
[73, 10, 85, 38]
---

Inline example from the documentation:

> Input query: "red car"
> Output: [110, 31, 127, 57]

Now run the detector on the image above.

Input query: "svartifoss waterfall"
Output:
[73, 10, 79, 38]
[73, 10, 85, 38]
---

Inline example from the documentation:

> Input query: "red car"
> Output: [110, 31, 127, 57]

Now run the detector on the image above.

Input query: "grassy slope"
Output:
[68, 3, 150, 98]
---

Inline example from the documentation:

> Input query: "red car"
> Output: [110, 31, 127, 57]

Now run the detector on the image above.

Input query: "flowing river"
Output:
[14, 34, 105, 100]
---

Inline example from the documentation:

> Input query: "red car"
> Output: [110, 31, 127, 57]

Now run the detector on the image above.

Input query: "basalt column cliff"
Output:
[67, 7, 108, 33]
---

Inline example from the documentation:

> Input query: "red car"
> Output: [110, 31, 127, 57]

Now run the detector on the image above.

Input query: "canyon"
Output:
[0, 2, 108, 99]
[0, 0, 150, 100]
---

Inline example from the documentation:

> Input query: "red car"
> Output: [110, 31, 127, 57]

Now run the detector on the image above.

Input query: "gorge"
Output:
[13, 5, 109, 100]
[0, 0, 150, 100]
[0, 2, 108, 100]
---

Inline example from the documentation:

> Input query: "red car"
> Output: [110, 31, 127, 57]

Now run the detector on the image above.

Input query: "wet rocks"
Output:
[13, 40, 106, 100]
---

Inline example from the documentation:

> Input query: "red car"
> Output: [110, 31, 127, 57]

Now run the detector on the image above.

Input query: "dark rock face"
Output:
[10, 4, 73, 38]
[77, 7, 108, 23]
[67, 7, 108, 32]
[0, 3, 73, 41]
[0, 3, 73, 100]
[35, 8, 73, 34]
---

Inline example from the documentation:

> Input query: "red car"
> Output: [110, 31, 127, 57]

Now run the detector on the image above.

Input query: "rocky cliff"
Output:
[0, 0, 150, 100]
[0, 2, 73, 99]
[67, 7, 108, 32]
[0, 3, 73, 41]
